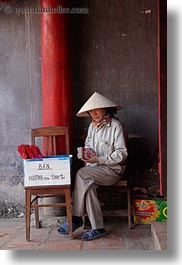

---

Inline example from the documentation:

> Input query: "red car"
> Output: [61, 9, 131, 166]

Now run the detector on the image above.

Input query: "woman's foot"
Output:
[81, 228, 107, 241]
[57, 217, 83, 235]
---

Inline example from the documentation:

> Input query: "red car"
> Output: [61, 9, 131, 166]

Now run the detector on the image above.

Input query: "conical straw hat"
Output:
[76, 92, 121, 117]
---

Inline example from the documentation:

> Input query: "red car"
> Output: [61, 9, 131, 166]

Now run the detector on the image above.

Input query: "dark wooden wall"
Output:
[159, 0, 167, 196]
[72, 0, 159, 188]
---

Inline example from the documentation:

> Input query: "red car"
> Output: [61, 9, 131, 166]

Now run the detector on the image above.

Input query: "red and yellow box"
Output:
[133, 198, 167, 224]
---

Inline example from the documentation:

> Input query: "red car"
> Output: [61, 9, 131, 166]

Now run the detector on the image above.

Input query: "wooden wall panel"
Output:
[72, 0, 159, 188]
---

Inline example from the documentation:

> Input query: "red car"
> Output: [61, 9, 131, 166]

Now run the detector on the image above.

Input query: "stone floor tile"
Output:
[121, 230, 151, 240]
[82, 236, 124, 250]
[124, 237, 154, 250]
[3, 239, 42, 250]
[30, 227, 52, 235]
[43, 240, 83, 250]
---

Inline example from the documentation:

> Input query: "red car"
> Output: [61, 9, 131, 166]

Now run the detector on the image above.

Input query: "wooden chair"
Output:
[25, 126, 72, 241]
[102, 180, 132, 229]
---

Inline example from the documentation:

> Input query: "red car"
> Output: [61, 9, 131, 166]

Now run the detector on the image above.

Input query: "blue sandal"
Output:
[81, 229, 107, 241]
[57, 220, 83, 235]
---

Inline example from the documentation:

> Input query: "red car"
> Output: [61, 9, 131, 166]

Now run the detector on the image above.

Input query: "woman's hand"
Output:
[81, 156, 99, 164]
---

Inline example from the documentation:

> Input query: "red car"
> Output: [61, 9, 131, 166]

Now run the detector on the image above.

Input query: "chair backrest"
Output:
[31, 126, 69, 156]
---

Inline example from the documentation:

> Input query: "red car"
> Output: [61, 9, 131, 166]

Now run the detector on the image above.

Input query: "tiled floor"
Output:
[0, 217, 155, 250]
[151, 222, 167, 250]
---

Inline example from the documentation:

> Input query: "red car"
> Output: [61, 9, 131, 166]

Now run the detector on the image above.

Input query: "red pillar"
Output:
[41, 0, 73, 153]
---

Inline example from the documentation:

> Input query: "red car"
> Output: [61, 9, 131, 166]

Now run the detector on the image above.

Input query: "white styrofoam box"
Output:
[23, 155, 72, 187]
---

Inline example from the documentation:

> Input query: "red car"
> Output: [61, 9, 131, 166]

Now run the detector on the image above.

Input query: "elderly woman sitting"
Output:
[58, 92, 128, 241]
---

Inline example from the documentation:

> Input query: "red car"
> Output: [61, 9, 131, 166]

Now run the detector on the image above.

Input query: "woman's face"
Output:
[88, 108, 106, 122]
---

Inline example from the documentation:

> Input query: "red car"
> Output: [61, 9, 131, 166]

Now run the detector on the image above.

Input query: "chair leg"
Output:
[34, 197, 40, 229]
[127, 188, 131, 229]
[25, 189, 31, 241]
[65, 188, 72, 238]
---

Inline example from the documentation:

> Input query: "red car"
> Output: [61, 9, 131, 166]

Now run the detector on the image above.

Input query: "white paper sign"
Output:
[23, 155, 72, 187]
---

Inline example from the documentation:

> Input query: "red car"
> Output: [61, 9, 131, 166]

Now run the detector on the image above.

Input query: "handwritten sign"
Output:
[23, 155, 72, 187]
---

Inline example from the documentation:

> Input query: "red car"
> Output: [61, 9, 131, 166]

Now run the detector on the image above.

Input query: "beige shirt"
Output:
[85, 118, 128, 174]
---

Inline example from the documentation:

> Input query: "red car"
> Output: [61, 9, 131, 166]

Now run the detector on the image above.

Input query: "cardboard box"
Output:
[133, 198, 167, 224]
[23, 155, 72, 187]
